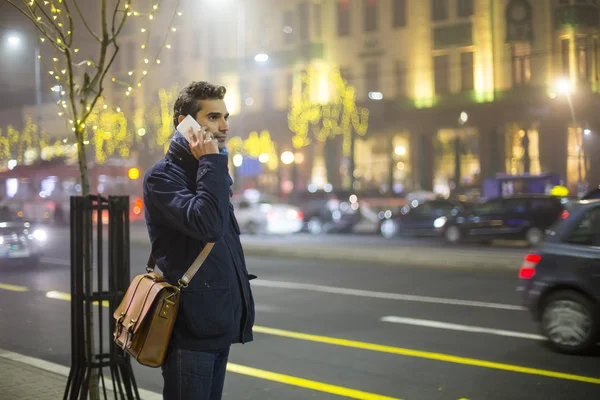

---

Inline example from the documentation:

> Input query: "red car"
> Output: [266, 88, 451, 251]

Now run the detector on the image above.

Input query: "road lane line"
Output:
[0, 282, 29, 292]
[46, 291, 110, 308]
[252, 279, 525, 311]
[35, 259, 525, 311]
[40, 257, 70, 266]
[226, 363, 401, 400]
[380, 316, 545, 340]
[253, 326, 600, 385]
[41, 290, 599, 385]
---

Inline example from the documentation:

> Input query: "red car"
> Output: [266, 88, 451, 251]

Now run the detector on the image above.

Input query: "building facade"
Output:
[20, 0, 600, 197]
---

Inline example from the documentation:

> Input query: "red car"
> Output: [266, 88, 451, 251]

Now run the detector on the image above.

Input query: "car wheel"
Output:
[526, 227, 544, 247]
[445, 225, 462, 244]
[307, 217, 324, 235]
[540, 290, 599, 355]
[380, 220, 398, 239]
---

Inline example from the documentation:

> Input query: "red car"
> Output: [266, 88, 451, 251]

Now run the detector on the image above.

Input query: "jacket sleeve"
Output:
[144, 154, 230, 242]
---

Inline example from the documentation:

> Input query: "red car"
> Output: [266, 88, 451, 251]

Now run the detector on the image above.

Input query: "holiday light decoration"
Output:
[288, 64, 369, 157]
[228, 130, 279, 171]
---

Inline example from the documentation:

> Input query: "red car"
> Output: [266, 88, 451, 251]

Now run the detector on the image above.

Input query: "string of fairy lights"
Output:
[0, 0, 183, 165]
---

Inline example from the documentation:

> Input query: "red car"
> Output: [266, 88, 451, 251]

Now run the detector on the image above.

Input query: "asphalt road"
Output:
[0, 227, 599, 400]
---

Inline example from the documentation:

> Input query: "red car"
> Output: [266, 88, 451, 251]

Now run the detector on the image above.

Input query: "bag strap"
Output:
[145, 242, 215, 289]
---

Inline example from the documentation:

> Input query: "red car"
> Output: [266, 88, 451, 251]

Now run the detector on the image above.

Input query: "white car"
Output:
[0, 219, 47, 267]
[232, 193, 303, 235]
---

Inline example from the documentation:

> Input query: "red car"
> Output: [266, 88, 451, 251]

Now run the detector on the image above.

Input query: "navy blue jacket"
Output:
[143, 131, 255, 351]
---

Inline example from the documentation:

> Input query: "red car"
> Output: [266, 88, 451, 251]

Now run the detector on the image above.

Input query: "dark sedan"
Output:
[443, 195, 564, 246]
[380, 199, 468, 239]
[518, 199, 600, 354]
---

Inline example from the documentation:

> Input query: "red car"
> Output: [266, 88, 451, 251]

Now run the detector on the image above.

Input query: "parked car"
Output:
[0, 208, 47, 267]
[231, 191, 303, 235]
[442, 195, 564, 246]
[517, 199, 600, 354]
[380, 199, 469, 239]
[294, 190, 362, 235]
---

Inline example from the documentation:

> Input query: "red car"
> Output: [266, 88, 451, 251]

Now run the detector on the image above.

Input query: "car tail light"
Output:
[296, 211, 304, 220]
[267, 210, 277, 220]
[561, 210, 569, 219]
[519, 253, 541, 279]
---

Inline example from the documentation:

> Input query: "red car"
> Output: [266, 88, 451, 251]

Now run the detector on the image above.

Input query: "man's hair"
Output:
[172, 81, 226, 129]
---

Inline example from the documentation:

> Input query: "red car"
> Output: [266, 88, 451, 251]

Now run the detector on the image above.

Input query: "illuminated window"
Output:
[393, 0, 406, 28]
[365, 62, 380, 94]
[460, 52, 474, 91]
[457, 0, 473, 17]
[567, 126, 587, 186]
[576, 37, 591, 81]
[298, 2, 309, 41]
[433, 129, 480, 197]
[337, 0, 351, 36]
[395, 61, 407, 98]
[512, 42, 531, 87]
[283, 10, 294, 45]
[505, 126, 540, 175]
[562, 38, 571, 75]
[431, 0, 448, 21]
[364, 0, 378, 32]
[433, 54, 450, 95]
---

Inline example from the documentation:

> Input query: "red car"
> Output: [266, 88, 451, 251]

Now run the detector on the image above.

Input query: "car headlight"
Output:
[0, 236, 3, 245]
[32, 229, 47, 242]
[433, 216, 447, 229]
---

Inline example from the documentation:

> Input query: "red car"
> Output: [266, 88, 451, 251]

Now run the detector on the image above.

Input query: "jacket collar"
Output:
[167, 131, 199, 175]
[166, 131, 234, 189]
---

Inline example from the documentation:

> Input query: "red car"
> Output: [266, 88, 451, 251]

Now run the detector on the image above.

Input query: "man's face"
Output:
[195, 99, 230, 150]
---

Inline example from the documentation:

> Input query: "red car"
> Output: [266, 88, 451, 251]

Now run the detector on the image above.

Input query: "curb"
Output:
[0, 349, 161, 400]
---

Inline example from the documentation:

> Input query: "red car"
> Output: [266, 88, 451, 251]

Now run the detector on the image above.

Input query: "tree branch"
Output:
[31, 0, 67, 43]
[72, 0, 102, 42]
[61, 0, 75, 47]
[5, 0, 63, 49]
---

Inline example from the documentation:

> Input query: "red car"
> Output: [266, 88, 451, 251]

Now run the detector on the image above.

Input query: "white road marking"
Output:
[252, 280, 526, 311]
[0, 349, 162, 399]
[381, 316, 545, 340]
[39, 257, 524, 311]
[40, 257, 69, 266]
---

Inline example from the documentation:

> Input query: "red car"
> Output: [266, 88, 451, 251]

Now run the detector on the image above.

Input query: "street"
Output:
[0, 227, 599, 400]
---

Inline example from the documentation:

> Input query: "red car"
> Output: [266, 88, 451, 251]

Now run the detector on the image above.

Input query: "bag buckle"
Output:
[177, 279, 188, 290]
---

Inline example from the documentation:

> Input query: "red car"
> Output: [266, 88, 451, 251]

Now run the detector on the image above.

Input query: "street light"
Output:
[6, 35, 20, 47]
[556, 78, 573, 95]
[254, 53, 269, 63]
[281, 151, 295, 165]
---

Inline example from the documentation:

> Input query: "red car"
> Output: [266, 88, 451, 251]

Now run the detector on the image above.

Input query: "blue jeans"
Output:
[161, 347, 230, 400]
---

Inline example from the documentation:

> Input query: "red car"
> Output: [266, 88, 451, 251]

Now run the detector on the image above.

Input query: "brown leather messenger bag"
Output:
[113, 243, 214, 368]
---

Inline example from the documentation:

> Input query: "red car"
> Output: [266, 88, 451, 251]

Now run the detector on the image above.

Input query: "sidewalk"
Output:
[128, 225, 527, 270]
[0, 350, 160, 400]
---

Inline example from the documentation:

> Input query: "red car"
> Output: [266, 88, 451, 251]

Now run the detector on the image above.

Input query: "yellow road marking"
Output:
[253, 326, 600, 385]
[0, 282, 29, 292]
[45, 291, 110, 308]
[41, 291, 600, 386]
[226, 363, 401, 400]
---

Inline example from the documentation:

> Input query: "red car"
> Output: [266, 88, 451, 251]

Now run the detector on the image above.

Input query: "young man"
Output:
[143, 81, 256, 400]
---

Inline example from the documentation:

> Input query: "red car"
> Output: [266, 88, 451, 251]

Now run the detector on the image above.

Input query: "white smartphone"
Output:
[176, 114, 202, 143]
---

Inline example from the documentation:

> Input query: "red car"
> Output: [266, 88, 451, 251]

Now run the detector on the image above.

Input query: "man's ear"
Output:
[177, 115, 185, 125]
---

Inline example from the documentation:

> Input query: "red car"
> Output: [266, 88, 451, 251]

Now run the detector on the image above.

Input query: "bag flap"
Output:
[115, 273, 178, 334]
[114, 272, 166, 320]
[131, 281, 177, 334]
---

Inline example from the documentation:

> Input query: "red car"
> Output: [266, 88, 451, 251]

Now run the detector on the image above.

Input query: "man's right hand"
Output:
[188, 127, 219, 160]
